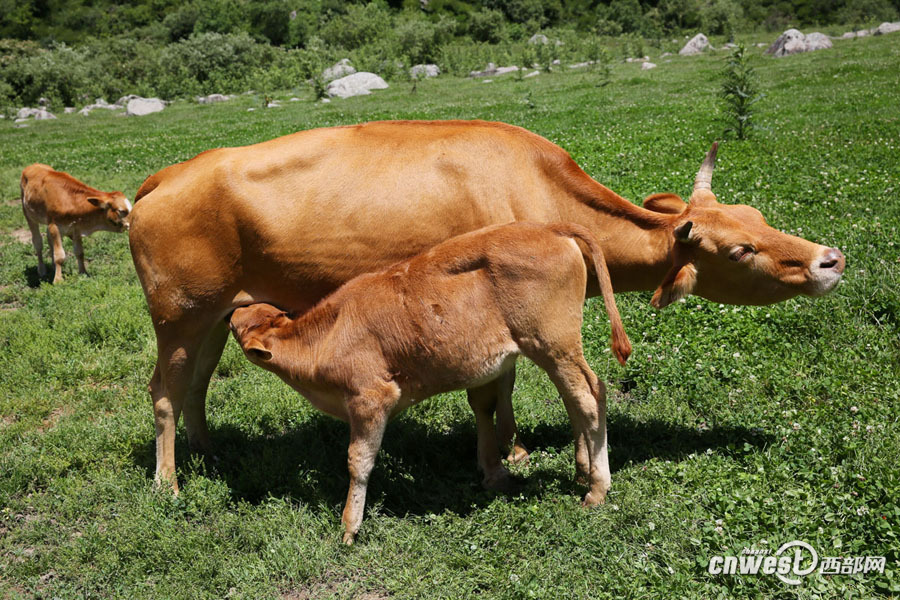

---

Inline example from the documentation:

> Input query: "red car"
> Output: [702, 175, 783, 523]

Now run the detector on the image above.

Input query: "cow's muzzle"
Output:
[808, 246, 845, 296]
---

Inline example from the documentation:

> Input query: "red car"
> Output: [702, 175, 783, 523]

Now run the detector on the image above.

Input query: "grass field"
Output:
[1, 33, 899, 599]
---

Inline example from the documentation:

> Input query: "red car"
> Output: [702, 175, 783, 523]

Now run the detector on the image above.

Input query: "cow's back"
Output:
[129, 121, 577, 324]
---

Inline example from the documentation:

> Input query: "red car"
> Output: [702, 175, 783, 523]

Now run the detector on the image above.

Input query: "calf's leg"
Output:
[541, 354, 610, 505]
[25, 215, 46, 277]
[467, 377, 516, 493]
[72, 233, 87, 275]
[492, 366, 530, 464]
[342, 386, 396, 545]
[47, 222, 65, 284]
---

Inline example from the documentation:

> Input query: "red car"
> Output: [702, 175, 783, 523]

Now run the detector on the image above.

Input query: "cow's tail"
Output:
[555, 223, 631, 366]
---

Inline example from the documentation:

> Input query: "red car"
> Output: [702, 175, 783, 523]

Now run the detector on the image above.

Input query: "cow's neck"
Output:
[562, 182, 676, 293]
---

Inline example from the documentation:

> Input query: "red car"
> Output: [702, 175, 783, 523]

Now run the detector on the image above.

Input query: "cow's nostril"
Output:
[818, 248, 844, 271]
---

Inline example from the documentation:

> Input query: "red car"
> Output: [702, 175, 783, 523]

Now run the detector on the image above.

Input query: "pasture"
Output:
[1, 34, 898, 599]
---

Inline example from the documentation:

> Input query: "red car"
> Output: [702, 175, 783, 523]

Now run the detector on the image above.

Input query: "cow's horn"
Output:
[693, 142, 718, 192]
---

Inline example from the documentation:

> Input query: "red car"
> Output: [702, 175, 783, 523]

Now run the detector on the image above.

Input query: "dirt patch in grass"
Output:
[8, 228, 32, 245]
[36, 406, 71, 433]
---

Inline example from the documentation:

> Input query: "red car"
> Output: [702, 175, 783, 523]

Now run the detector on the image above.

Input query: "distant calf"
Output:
[21, 164, 132, 283]
[228, 222, 632, 544]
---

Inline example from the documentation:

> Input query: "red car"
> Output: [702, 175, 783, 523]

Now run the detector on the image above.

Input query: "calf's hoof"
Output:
[342, 531, 356, 545]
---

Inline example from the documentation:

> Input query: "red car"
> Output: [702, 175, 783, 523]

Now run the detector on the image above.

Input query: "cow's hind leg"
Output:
[24, 214, 46, 278]
[150, 324, 210, 492]
[182, 322, 229, 457]
[47, 222, 65, 284]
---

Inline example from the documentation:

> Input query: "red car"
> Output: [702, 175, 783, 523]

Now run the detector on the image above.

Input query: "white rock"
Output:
[569, 61, 592, 69]
[266, 102, 280, 108]
[126, 97, 165, 116]
[321, 98, 331, 103]
[481, 79, 493, 83]
[247, 107, 256, 111]
[64, 107, 75, 114]
[289, 97, 301, 102]
[806, 32, 833, 51]
[322, 59, 356, 82]
[841, 31, 856, 39]
[410, 64, 440, 78]
[679, 33, 710, 56]
[325, 72, 388, 99]
[660, 52, 672, 57]
[16, 107, 35, 120]
[495, 65, 520, 75]
[767, 29, 832, 56]
[15, 107, 55, 121]
[197, 93, 231, 104]
[723, 42, 737, 49]
[528, 34, 549, 45]
[873, 21, 900, 35]
[855, 29, 870, 37]
[641, 61, 657, 70]
[115, 94, 141, 107]
[524, 70, 540, 78]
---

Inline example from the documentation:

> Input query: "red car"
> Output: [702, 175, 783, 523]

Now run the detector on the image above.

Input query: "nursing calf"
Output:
[228, 222, 631, 544]
[21, 163, 131, 283]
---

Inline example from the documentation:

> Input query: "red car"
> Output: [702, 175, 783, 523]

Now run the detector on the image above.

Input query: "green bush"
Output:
[319, 2, 392, 51]
[468, 9, 507, 43]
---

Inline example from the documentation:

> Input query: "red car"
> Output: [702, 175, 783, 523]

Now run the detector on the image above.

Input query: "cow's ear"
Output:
[643, 193, 686, 215]
[651, 242, 697, 309]
[243, 337, 273, 361]
[86, 197, 110, 209]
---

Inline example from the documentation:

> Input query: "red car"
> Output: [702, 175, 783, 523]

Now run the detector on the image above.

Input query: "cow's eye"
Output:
[117, 209, 128, 217]
[729, 245, 755, 262]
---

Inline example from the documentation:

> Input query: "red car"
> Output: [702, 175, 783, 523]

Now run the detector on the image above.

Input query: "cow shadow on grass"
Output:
[131, 411, 773, 519]
[23, 266, 44, 288]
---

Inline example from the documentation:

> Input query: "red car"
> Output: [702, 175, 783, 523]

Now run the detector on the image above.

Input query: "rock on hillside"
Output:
[126, 97, 166, 116]
[323, 59, 356, 82]
[766, 29, 832, 57]
[325, 72, 388, 99]
[679, 33, 711, 56]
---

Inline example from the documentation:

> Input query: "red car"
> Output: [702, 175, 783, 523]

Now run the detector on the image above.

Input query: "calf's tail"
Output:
[554, 224, 632, 366]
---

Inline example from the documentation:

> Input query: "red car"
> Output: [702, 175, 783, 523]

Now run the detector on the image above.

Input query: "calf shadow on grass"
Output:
[131, 413, 773, 519]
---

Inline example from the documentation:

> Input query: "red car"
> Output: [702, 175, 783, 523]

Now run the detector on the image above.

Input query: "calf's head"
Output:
[228, 303, 289, 365]
[87, 191, 132, 231]
[648, 143, 845, 308]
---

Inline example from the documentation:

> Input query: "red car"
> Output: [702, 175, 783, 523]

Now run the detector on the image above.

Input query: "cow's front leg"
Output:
[72, 232, 87, 275]
[493, 366, 530, 464]
[47, 222, 66, 284]
[467, 380, 517, 493]
[341, 385, 396, 545]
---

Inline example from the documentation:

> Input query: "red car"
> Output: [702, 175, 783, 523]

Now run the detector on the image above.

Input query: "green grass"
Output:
[1, 35, 899, 599]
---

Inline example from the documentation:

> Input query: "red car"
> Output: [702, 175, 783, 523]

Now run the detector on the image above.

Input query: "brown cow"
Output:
[21, 164, 132, 283]
[228, 222, 631, 543]
[128, 120, 845, 492]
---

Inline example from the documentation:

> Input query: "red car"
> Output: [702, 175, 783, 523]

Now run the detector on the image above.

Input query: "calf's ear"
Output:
[643, 193, 686, 215]
[243, 337, 273, 361]
[86, 197, 110, 210]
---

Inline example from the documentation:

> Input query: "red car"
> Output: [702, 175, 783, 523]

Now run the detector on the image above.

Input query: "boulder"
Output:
[873, 21, 900, 35]
[410, 64, 440, 78]
[625, 56, 649, 63]
[115, 94, 142, 107]
[64, 107, 75, 114]
[126, 97, 165, 116]
[197, 93, 232, 104]
[660, 52, 672, 58]
[840, 31, 857, 39]
[855, 28, 870, 37]
[524, 70, 540, 78]
[528, 34, 549, 45]
[323, 59, 356, 82]
[14, 108, 56, 122]
[679, 33, 710, 56]
[766, 29, 832, 57]
[325, 72, 388, 99]
[78, 98, 123, 116]
[805, 32, 833, 51]
[641, 61, 657, 70]
[468, 63, 519, 78]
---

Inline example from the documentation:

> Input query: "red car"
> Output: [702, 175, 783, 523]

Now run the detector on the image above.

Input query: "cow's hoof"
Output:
[582, 490, 607, 507]
[506, 444, 530, 465]
[342, 531, 356, 545]
[482, 470, 523, 495]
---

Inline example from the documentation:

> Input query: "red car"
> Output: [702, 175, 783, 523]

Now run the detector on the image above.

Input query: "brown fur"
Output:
[228, 222, 629, 543]
[21, 164, 132, 283]
[127, 120, 844, 490]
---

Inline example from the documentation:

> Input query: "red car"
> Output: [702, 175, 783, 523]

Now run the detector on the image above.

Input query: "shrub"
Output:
[319, 2, 392, 51]
[699, 0, 744, 38]
[394, 13, 455, 64]
[468, 9, 507, 43]
[719, 44, 761, 140]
